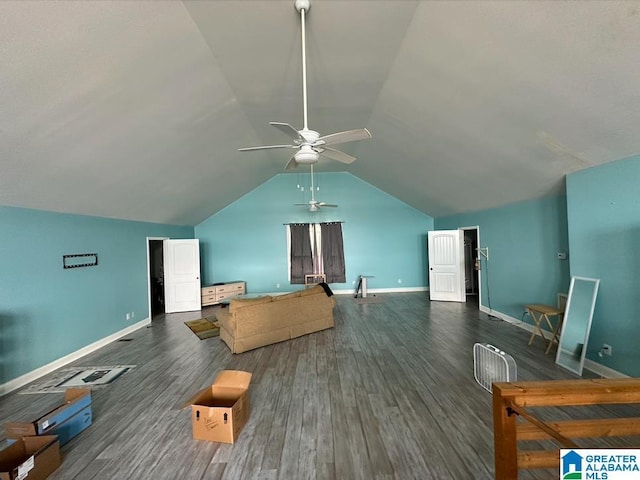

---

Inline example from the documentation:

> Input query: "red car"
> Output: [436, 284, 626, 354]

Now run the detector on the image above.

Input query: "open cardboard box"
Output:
[0, 436, 60, 480]
[5, 388, 92, 446]
[184, 370, 252, 444]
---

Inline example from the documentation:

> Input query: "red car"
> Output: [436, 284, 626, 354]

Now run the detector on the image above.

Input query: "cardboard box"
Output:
[0, 436, 60, 480]
[5, 388, 92, 446]
[185, 370, 252, 444]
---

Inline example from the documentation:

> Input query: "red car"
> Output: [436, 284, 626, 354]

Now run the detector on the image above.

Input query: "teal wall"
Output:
[566, 155, 640, 376]
[0, 206, 193, 385]
[195, 172, 433, 293]
[5, 155, 636, 385]
[435, 195, 570, 323]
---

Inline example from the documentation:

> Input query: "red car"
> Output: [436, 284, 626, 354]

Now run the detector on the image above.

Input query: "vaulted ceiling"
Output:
[2, 1, 640, 226]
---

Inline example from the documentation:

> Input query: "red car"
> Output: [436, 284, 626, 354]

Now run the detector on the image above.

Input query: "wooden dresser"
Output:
[201, 281, 246, 307]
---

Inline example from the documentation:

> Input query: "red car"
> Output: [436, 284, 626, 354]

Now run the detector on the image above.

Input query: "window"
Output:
[287, 222, 345, 284]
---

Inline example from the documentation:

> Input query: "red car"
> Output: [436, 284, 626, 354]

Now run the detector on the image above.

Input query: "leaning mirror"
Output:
[555, 276, 600, 376]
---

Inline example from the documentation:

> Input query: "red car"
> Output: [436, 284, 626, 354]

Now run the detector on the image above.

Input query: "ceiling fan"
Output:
[238, 0, 372, 171]
[295, 164, 337, 212]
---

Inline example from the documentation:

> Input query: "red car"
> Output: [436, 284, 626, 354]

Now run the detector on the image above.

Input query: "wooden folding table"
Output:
[526, 304, 564, 354]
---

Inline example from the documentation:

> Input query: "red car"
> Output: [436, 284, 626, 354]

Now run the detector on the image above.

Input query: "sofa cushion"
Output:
[298, 285, 324, 297]
[271, 291, 301, 301]
[229, 295, 272, 313]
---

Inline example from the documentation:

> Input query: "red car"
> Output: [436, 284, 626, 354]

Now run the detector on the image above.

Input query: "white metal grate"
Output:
[473, 343, 517, 393]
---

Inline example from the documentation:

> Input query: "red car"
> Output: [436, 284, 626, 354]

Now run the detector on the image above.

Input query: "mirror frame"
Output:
[555, 276, 600, 375]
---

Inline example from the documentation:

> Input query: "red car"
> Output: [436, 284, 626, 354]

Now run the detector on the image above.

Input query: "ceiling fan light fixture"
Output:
[295, 145, 319, 164]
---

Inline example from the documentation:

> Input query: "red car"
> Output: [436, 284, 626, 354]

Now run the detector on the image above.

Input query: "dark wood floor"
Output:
[0, 293, 636, 479]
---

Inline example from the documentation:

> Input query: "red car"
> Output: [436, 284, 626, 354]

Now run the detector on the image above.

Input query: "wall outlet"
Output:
[276, 283, 280, 289]
[602, 344, 612, 356]
[397, 279, 402, 284]
[125, 313, 131, 320]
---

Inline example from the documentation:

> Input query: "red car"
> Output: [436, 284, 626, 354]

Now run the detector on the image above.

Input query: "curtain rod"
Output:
[283, 221, 345, 225]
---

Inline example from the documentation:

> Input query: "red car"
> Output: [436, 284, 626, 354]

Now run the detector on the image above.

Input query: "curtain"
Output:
[320, 222, 345, 283]
[290, 224, 313, 284]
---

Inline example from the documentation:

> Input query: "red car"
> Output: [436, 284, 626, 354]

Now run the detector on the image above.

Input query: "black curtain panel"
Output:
[320, 222, 346, 283]
[290, 224, 313, 284]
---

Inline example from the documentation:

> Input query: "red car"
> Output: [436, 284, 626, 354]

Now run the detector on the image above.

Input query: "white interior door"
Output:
[428, 230, 466, 302]
[164, 239, 201, 313]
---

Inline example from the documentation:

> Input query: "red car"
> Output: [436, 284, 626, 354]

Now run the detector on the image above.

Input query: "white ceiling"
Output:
[2, 0, 640, 225]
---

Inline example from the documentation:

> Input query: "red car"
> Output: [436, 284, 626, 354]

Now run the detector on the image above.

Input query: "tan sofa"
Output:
[215, 285, 335, 354]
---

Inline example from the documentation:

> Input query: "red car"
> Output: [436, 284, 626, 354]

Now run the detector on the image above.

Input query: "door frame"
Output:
[147, 236, 169, 321]
[460, 225, 482, 310]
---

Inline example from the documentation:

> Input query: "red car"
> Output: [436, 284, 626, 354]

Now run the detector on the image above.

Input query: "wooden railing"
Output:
[493, 378, 640, 479]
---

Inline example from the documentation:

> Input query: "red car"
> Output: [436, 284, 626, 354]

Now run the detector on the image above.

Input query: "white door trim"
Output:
[147, 236, 169, 320]
[461, 225, 482, 309]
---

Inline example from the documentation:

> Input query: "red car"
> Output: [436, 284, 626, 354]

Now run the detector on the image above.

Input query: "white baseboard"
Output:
[583, 359, 629, 379]
[479, 305, 527, 328]
[479, 305, 627, 379]
[335, 286, 429, 295]
[0, 317, 151, 396]
[263, 286, 429, 296]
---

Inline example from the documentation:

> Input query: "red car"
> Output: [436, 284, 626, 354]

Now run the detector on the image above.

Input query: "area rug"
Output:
[185, 317, 220, 340]
[19, 365, 136, 394]
[354, 296, 385, 304]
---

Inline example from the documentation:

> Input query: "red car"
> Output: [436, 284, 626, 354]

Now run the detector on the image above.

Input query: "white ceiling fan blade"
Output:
[319, 147, 356, 164]
[270, 122, 302, 141]
[238, 144, 296, 152]
[318, 203, 338, 208]
[317, 128, 371, 147]
[285, 156, 299, 171]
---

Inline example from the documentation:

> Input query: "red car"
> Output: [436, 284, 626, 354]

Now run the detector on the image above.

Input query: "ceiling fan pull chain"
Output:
[310, 164, 316, 202]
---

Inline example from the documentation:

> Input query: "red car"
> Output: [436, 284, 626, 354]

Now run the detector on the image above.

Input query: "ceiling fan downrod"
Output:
[238, 0, 371, 170]
[296, 0, 311, 131]
[294, 0, 318, 163]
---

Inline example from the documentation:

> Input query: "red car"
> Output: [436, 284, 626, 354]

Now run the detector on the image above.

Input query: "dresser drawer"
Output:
[201, 294, 217, 305]
[216, 292, 238, 301]
[216, 283, 245, 294]
[201, 286, 217, 296]
[201, 281, 246, 306]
